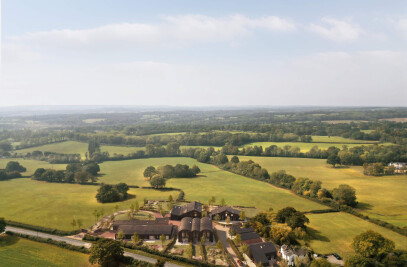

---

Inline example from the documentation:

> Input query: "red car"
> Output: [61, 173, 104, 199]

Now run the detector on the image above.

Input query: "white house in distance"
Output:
[388, 162, 407, 170]
[280, 245, 307, 266]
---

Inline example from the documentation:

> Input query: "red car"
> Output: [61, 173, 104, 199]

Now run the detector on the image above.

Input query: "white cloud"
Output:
[309, 17, 362, 42]
[397, 19, 407, 34]
[2, 51, 406, 106]
[7, 14, 295, 47]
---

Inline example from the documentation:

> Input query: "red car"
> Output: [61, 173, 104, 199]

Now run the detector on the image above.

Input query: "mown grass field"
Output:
[238, 156, 407, 227]
[307, 212, 407, 258]
[98, 157, 326, 212]
[15, 141, 145, 159]
[0, 157, 324, 230]
[2, 157, 407, 257]
[0, 235, 92, 267]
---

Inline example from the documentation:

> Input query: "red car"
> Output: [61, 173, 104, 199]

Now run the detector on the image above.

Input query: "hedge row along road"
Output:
[5, 226, 183, 267]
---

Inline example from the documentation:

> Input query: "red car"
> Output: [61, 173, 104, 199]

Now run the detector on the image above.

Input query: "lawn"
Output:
[0, 235, 92, 267]
[14, 141, 144, 159]
[237, 156, 407, 227]
[307, 212, 407, 258]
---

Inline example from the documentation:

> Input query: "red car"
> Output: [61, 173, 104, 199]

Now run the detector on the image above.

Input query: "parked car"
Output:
[333, 253, 342, 260]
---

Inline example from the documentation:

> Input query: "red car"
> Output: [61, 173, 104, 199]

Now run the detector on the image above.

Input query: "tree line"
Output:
[0, 161, 26, 181]
[32, 162, 100, 184]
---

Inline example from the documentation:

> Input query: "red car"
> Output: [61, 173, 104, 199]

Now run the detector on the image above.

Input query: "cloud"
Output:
[309, 17, 362, 42]
[7, 14, 295, 47]
[397, 18, 407, 35]
[2, 51, 406, 106]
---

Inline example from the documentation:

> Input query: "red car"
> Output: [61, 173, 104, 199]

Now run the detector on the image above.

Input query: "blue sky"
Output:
[1, 1, 406, 106]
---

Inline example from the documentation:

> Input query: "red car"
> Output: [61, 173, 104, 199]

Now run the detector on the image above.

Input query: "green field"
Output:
[310, 136, 379, 144]
[0, 157, 324, 230]
[242, 141, 383, 152]
[15, 141, 144, 159]
[238, 156, 407, 227]
[0, 159, 172, 230]
[0, 235, 91, 266]
[307, 212, 407, 258]
[98, 157, 326, 212]
[2, 157, 407, 257]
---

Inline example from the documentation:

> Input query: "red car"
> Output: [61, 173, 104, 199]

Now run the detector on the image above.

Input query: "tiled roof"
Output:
[171, 201, 203, 216]
[249, 242, 277, 265]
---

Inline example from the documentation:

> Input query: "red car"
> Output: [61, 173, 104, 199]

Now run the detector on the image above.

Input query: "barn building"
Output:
[170, 201, 203, 220]
[210, 206, 241, 221]
[177, 217, 214, 243]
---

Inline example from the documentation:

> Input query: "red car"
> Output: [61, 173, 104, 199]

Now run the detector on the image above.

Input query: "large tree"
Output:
[344, 255, 375, 267]
[150, 175, 166, 189]
[89, 239, 124, 266]
[351, 230, 395, 259]
[5, 161, 26, 173]
[143, 166, 157, 178]
[332, 184, 357, 207]
[327, 154, 340, 167]
[88, 140, 101, 157]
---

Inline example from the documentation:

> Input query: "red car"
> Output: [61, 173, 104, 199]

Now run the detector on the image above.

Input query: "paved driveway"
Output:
[214, 224, 238, 266]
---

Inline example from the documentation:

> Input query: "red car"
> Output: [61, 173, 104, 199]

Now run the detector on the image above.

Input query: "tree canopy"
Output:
[89, 239, 124, 266]
[351, 230, 395, 259]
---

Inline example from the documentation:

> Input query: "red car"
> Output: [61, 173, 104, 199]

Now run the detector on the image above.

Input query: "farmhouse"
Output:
[210, 206, 241, 221]
[170, 201, 203, 220]
[178, 217, 214, 243]
[388, 162, 407, 170]
[249, 242, 277, 267]
[280, 245, 307, 266]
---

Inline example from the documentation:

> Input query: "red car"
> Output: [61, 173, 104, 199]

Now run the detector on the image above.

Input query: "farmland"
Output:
[242, 141, 386, 152]
[309, 136, 379, 143]
[238, 156, 407, 227]
[0, 157, 326, 230]
[15, 141, 144, 159]
[98, 157, 326, 212]
[307, 212, 407, 258]
[0, 235, 91, 267]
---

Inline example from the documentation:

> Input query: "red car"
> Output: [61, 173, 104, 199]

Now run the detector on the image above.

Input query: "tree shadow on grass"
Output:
[0, 235, 20, 247]
[356, 202, 373, 211]
[307, 227, 330, 243]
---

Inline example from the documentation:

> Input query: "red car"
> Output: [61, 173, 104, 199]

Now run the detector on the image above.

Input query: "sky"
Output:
[1, 0, 406, 107]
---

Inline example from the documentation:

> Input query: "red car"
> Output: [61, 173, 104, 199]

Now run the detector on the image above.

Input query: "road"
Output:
[214, 225, 238, 267]
[5, 226, 182, 267]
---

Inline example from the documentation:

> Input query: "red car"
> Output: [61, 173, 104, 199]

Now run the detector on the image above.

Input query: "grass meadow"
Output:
[0, 235, 92, 267]
[307, 212, 407, 258]
[98, 157, 326, 212]
[15, 141, 145, 159]
[238, 156, 407, 227]
[310, 135, 379, 143]
[243, 141, 391, 152]
[1, 156, 407, 256]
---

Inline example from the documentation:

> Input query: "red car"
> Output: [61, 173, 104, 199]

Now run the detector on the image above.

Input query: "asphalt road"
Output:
[5, 226, 183, 267]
